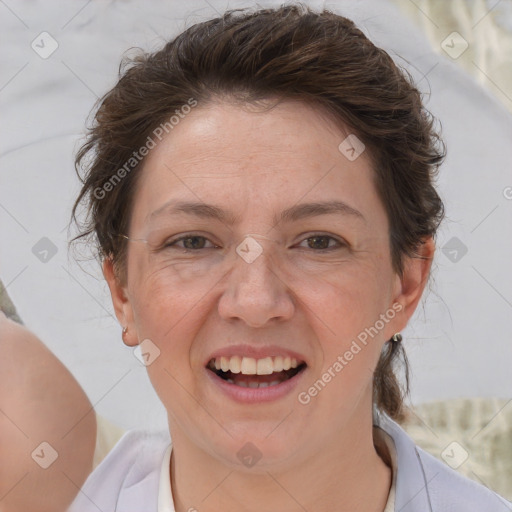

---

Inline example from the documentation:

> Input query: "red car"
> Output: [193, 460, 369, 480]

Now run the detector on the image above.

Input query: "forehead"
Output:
[129, 100, 384, 232]
[145, 99, 347, 170]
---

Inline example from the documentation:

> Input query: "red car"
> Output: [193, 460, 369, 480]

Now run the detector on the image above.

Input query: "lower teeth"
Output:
[226, 379, 282, 388]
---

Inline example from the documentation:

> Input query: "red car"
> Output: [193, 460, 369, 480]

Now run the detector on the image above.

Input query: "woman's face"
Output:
[105, 99, 430, 470]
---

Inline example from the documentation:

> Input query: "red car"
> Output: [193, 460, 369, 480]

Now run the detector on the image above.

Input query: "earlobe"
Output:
[393, 237, 435, 329]
[102, 257, 138, 347]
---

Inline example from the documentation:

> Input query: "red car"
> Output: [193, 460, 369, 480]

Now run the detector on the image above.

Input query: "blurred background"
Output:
[1, 0, 511, 498]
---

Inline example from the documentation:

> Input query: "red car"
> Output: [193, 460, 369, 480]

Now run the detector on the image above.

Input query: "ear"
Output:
[392, 237, 435, 331]
[102, 257, 138, 347]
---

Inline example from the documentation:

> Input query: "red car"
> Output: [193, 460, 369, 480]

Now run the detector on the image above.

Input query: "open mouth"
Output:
[206, 356, 307, 389]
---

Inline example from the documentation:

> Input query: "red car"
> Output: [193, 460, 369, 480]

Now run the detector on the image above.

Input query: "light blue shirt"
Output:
[68, 412, 512, 511]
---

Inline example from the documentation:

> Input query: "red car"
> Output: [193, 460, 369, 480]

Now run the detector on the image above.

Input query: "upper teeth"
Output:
[210, 356, 300, 375]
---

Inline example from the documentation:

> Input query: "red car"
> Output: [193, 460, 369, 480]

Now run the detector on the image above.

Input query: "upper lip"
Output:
[205, 344, 308, 367]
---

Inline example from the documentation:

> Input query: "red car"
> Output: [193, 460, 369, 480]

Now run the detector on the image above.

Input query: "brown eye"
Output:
[164, 235, 216, 251]
[182, 236, 207, 250]
[298, 234, 345, 251]
[308, 236, 330, 250]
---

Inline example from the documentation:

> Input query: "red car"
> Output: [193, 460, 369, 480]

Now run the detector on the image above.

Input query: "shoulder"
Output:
[68, 429, 171, 512]
[375, 411, 511, 512]
[415, 445, 512, 511]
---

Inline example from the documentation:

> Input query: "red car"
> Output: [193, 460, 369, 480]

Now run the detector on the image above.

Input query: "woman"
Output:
[1, 3, 510, 512]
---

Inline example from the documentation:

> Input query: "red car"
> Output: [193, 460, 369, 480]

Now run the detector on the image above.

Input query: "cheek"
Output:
[127, 246, 206, 332]
[290, 255, 391, 331]
[131, 273, 201, 347]
[294, 258, 393, 387]
[129, 273, 206, 411]
[126, 257, 199, 370]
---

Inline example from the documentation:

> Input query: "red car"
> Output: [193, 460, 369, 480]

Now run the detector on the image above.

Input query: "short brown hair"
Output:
[71, 3, 445, 421]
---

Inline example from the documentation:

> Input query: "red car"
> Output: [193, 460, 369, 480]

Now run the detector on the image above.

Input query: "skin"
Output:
[104, 99, 434, 512]
[0, 311, 97, 512]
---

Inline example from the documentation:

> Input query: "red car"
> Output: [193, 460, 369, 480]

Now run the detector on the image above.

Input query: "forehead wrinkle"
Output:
[146, 199, 365, 230]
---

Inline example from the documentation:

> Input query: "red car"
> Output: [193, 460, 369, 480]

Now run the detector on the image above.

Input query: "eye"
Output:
[297, 234, 346, 251]
[164, 234, 218, 251]
[160, 233, 346, 252]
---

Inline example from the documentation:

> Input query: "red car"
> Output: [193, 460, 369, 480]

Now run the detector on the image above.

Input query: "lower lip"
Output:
[204, 366, 307, 404]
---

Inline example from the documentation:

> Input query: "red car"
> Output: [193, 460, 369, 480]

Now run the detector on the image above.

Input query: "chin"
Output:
[209, 434, 301, 472]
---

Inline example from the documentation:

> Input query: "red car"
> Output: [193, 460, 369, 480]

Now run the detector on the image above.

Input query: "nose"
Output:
[217, 235, 295, 327]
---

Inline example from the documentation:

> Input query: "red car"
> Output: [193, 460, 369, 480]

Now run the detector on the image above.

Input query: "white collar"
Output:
[158, 444, 174, 512]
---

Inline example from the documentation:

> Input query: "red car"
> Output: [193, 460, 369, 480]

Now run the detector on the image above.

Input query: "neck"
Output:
[169, 402, 392, 512]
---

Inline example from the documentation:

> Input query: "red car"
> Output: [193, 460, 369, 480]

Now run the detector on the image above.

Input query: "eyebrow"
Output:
[146, 199, 365, 226]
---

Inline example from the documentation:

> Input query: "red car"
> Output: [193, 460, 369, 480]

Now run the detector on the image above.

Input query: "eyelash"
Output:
[163, 233, 347, 252]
